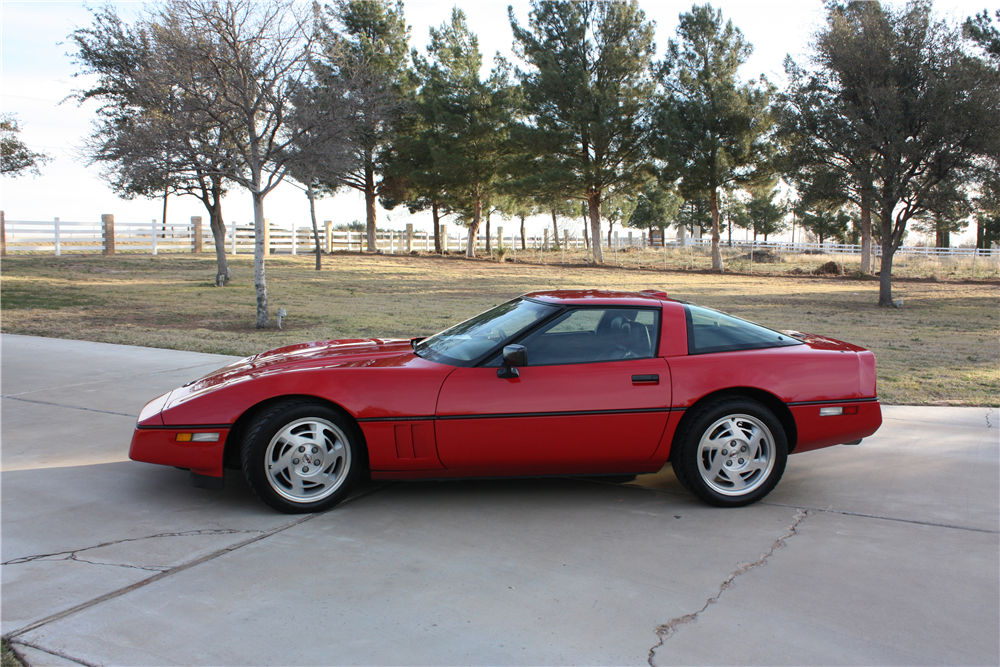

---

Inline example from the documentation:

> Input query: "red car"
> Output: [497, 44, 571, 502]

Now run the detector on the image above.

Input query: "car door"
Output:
[434, 307, 672, 474]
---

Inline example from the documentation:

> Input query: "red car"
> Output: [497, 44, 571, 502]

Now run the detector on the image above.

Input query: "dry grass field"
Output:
[1, 251, 997, 406]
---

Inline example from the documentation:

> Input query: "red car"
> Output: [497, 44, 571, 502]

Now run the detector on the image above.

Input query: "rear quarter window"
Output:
[685, 304, 802, 355]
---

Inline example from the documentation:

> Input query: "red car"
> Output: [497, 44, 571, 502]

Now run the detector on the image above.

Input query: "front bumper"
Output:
[129, 427, 229, 478]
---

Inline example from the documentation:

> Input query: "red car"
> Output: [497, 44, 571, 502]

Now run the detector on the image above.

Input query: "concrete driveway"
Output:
[2, 333, 997, 666]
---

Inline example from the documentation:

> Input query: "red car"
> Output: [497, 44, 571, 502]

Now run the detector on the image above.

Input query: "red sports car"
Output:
[130, 290, 882, 513]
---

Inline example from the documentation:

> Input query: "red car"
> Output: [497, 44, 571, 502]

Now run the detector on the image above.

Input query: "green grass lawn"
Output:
[1, 251, 997, 405]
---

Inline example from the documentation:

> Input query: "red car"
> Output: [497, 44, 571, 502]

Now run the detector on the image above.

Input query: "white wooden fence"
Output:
[1, 212, 996, 259]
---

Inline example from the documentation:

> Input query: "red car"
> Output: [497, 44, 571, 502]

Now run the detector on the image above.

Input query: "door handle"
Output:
[631, 374, 659, 384]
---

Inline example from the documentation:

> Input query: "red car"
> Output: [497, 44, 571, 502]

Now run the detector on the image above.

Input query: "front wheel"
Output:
[242, 400, 364, 514]
[672, 398, 787, 507]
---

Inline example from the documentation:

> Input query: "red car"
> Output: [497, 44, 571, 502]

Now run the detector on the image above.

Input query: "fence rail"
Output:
[2, 213, 997, 259]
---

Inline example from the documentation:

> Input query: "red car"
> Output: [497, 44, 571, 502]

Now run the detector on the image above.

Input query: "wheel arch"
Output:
[669, 387, 798, 459]
[223, 394, 368, 470]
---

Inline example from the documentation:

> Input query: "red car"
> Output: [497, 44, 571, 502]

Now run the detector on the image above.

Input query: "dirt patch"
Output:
[739, 250, 784, 263]
[814, 261, 843, 275]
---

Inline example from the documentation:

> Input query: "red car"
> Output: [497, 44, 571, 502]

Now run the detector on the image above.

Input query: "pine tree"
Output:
[315, 0, 411, 252]
[655, 4, 775, 271]
[510, 1, 656, 264]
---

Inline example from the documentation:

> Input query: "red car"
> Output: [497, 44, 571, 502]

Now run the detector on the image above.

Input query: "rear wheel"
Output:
[672, 398, 787, 507]
[242, 400, 363, 514]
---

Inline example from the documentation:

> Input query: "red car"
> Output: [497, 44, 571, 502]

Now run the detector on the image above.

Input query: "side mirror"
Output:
[497, 344, 527, 379]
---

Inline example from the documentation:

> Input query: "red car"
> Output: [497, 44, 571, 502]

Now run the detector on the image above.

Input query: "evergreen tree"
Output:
[796, 200, 850, 245]
[655, 4, 775, 271]
[630, 181, 682, 244]
[315, 0, 411, 252]
[745, 181, 788, 242]
[813, 1, 1000, 306]
[510, 0, 656, 264]
[413, 8, 516, 258]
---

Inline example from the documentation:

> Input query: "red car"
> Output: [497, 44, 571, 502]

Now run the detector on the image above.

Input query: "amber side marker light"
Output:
[176, 433, 221, 442]
[820, 406, 859, 416]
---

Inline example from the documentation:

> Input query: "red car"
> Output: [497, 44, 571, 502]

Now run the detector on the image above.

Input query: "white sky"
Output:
[0, 0, 989, 242]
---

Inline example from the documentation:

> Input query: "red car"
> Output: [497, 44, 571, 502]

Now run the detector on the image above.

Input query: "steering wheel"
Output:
[487, 327, 508, 342]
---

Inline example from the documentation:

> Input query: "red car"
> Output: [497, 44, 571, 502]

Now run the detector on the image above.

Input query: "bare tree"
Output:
[150, 0, 321, 327]
[1, 113, 51, 177]
[285, 52, 382, 270]
[70, 5, 235, 286]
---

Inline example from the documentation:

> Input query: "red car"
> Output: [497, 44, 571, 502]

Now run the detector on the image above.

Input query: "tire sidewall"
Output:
[678, 399, 787, 508]
[243, 402, 364, 514]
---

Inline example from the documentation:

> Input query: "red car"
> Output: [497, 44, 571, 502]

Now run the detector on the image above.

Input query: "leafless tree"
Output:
[148, 0, 324, 327]
[284, 52, 390, 270]
[71, 5, 238, 286]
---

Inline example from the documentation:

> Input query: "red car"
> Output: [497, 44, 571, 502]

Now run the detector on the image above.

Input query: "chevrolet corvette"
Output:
[130, 290, 882, 513]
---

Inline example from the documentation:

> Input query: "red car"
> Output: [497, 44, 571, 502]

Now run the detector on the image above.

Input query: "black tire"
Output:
[672, 398, 787, 507]
[242, 399, 364, 514]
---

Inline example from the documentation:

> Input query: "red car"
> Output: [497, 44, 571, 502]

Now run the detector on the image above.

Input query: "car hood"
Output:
[165, 338, 418, 407]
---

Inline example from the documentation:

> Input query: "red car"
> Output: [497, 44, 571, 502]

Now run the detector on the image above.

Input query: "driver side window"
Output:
[515, 308, 659, 366]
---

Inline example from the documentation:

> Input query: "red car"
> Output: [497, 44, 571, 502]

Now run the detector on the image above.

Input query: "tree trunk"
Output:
[485, 211, 492, 254]
[860, 195, 873, 274]
[551, 210, 560, 250]
[364, 162, 377, 252]
[582, 213, 589, 249]
[432, 201, 442, 254]
[308, 184, 322, 271]
[161, 186, 169, 238]
[209, 195, 230, 286]
[878, 209, 897, 307]
[201, 176, 230, 286]
[710, 187, 723, 271]
[587, 189, 603, 264]
[253, 189, 270, 328]
[520, 216, 526, 250]
[937, 226, 949, 249]
[466, 198, 482, 258]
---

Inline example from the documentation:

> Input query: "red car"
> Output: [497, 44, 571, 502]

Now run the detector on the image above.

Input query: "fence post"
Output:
[230, 222, 236, 256]
[291, 225, 297, 256]
[192, 216, 203, 253]
[151, 220, 158, 255]
[325, 221, 332, 253]
[406, 223, 414, 253]
[102, 214, 115, 255]
[0, 210, 5, 257]
[497, 226, 504, 250]
[54, 217, 61, 256]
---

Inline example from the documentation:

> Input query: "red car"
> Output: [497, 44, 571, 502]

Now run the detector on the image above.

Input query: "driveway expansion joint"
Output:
[12, 639, 98, 667]
[647, 508, 808, 666]
[2, 483, 393, 642]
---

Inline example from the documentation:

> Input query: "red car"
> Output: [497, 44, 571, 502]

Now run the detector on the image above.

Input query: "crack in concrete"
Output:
[1, 395, 136, 417]
[69, 555, 170, 573]
[986, 409, 993, 429]
[3, 483, 392, 642]
[647, 508, 808, 666]
[3, 529, 264, 567]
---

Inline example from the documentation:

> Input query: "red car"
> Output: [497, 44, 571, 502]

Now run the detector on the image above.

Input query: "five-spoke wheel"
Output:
[673, 398, 787, 507]
[242, 400, 363, 514]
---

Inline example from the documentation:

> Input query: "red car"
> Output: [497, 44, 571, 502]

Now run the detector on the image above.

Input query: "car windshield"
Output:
[414, 298, 559, 366]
